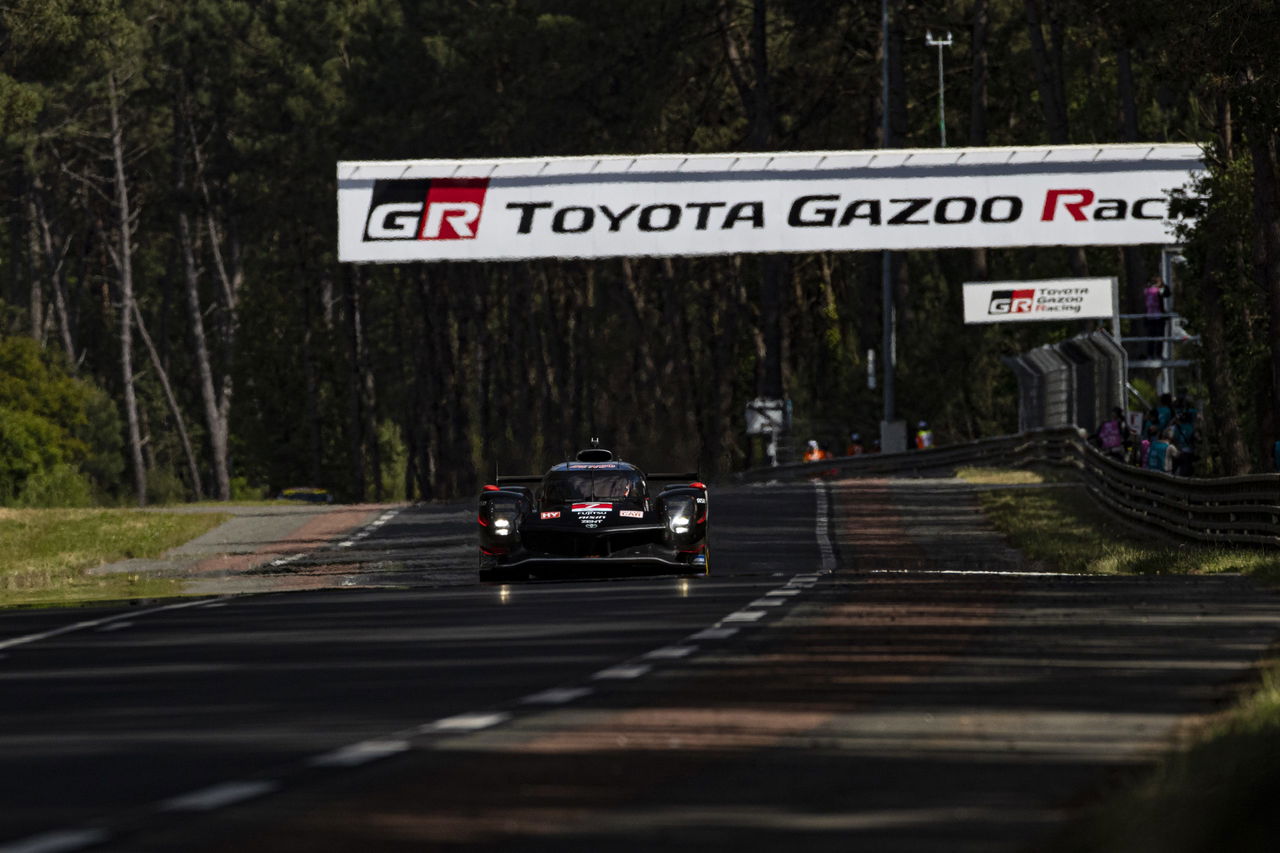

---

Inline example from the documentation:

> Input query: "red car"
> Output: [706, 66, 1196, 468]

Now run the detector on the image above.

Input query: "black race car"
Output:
[477, 442, 709, 581]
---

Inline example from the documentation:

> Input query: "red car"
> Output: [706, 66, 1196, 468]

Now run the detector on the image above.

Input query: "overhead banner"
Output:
[962, 277, 1116, 324]
[337, 144, 1202, 263]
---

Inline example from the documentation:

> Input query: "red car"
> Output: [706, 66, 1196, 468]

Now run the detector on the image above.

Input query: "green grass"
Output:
[0, 508, 229, 607]
[958, 467, 1280, 852]
[957, 467, 1280, 582]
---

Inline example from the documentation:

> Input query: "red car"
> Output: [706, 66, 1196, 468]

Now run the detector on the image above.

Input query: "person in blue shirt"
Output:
[1146, 427, 1179, 474]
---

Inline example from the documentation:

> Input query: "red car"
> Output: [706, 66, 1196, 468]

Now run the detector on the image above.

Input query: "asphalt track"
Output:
[2, 479, 1279, 852]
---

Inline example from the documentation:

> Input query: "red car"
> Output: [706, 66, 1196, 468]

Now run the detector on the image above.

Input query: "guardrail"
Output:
[734, 428, 1280, 548]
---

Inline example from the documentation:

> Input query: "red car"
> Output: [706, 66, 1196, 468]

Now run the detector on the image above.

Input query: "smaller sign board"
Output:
[745, 398, 791, 435]
[963, 277, 1116, 324]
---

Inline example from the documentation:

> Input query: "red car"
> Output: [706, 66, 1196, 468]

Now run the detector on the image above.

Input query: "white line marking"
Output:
[309, 739, 410, 767]
[722, 610, 766, 623]
[690, 627, 739, 640]
[422, 712, 511, 733]
[0, 829, 110, 853]
[592, 664, 652, 680]
[161, 780, 278, 811]
[201, 602, 228, 608]
[0, 597, 230, 652]
[643, 645, 697, 660]
[337, 541, 355, 548]
[749, 597, 787, 608]
[869, 569, 1076, 577]
[767, 588, 801, 596]
[95, 621, 133, 632]
[814, 482, 837, 573]
[521, 687, 594, 705]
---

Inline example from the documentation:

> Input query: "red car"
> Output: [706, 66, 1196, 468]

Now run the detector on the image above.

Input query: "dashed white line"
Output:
[691, 626, 739, 640]
[309, 739, 411, 767]
[749, 597, 787, 608]
[644, 645, 697, 660]
[0, 597, 228, 652]
[767, 588, 801, 596]
[160, 780, 278, 812]
[521, 687, 594, 705]
[422, 712, 511, 733]
[593, 664, 652, 680]
[0, 829, 110, 853]
[722, 610, 767, 623]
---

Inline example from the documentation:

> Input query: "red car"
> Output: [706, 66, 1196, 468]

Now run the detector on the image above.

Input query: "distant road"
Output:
[1, 479, 1278, 853]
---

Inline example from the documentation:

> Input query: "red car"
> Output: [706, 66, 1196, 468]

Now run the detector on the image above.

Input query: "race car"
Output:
[477, 442, 709, 581]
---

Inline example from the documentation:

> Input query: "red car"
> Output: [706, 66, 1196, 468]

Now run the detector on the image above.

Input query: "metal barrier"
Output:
[1003, 330, 1127, 432]
[734, 428, 1280, 549]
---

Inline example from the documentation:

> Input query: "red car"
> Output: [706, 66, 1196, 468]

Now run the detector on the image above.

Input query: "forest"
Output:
[1, 0, 1277, 505]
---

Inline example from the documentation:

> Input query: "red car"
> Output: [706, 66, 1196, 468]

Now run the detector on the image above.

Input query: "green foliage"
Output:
[0, 336, 122, 501]
[16, 463, 94, 508]
[0, 408, 66, 503]
[230, 476, 268, 502]
[0, 0, 1275, 499]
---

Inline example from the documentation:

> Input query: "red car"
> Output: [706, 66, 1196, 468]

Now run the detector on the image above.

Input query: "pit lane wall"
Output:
[734, 429, 1280, 549]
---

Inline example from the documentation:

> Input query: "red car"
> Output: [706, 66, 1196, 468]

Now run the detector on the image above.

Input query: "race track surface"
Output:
[1, 478, 1278, 853]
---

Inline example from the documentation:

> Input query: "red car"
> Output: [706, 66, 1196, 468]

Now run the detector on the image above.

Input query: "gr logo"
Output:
[989, 289, 1036, 314]
[363, 178, 489, 241]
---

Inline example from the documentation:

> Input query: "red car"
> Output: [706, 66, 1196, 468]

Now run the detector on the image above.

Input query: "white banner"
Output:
[337, 144, 1202, 263]
[962, 278, 1116, 324]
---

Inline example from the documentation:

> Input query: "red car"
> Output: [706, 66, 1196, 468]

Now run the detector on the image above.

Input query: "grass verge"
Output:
[0, 508, 229, 607]
[955, 465, 1280, 582]
[956, 465, 1280, 853]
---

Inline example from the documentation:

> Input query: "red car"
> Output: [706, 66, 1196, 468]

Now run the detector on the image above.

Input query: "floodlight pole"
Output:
[925, 30, 953, 147]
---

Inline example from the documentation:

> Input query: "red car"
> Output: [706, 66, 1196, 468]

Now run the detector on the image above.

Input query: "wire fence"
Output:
[1002, 330, 1127, 433]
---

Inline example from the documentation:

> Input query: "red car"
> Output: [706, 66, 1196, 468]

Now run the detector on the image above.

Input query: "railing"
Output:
[734, 428, 1280, 549]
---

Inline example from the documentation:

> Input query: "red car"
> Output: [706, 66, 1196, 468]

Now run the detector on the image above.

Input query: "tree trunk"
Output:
[1026, 0, 1087, 276]
[343, 265, 369, 501]
[970, 0, 990, 280]
[25, 189, 44, 345]
[1117, 44, 1148, 311]
[175, 98, 232, 500]
[133, 302, 204, 498]
[108, 72, 147, 507]
[1248, 126, 1280, 454]
[187, 108, 240, 500]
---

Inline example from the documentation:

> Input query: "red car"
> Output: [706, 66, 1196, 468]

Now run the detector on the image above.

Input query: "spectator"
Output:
[870, 438, 881, 453]
[1137, 417, 1159, 468]
[1146, 427, 1180, 474]
[803, 439, 831, 463]
[1155, 393, 1176, 432]
[914, 421, 934, 450]
[1143, 275, 1170, 358]
[1172, 395, 1198, 476]
[845, 432, 865, 456]
[1092, 407, 1130, 461]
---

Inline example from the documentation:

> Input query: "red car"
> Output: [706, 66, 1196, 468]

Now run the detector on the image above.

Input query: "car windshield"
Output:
[543, 471, 643, 503]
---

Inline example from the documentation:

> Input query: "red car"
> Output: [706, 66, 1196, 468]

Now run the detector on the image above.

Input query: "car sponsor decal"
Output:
[619, 510, 643, 518]
[571, 502, 612, 529]
[540, 511, 561, 519]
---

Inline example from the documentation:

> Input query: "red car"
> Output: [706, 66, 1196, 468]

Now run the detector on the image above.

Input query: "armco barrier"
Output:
[734, 428, 1280, 548]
